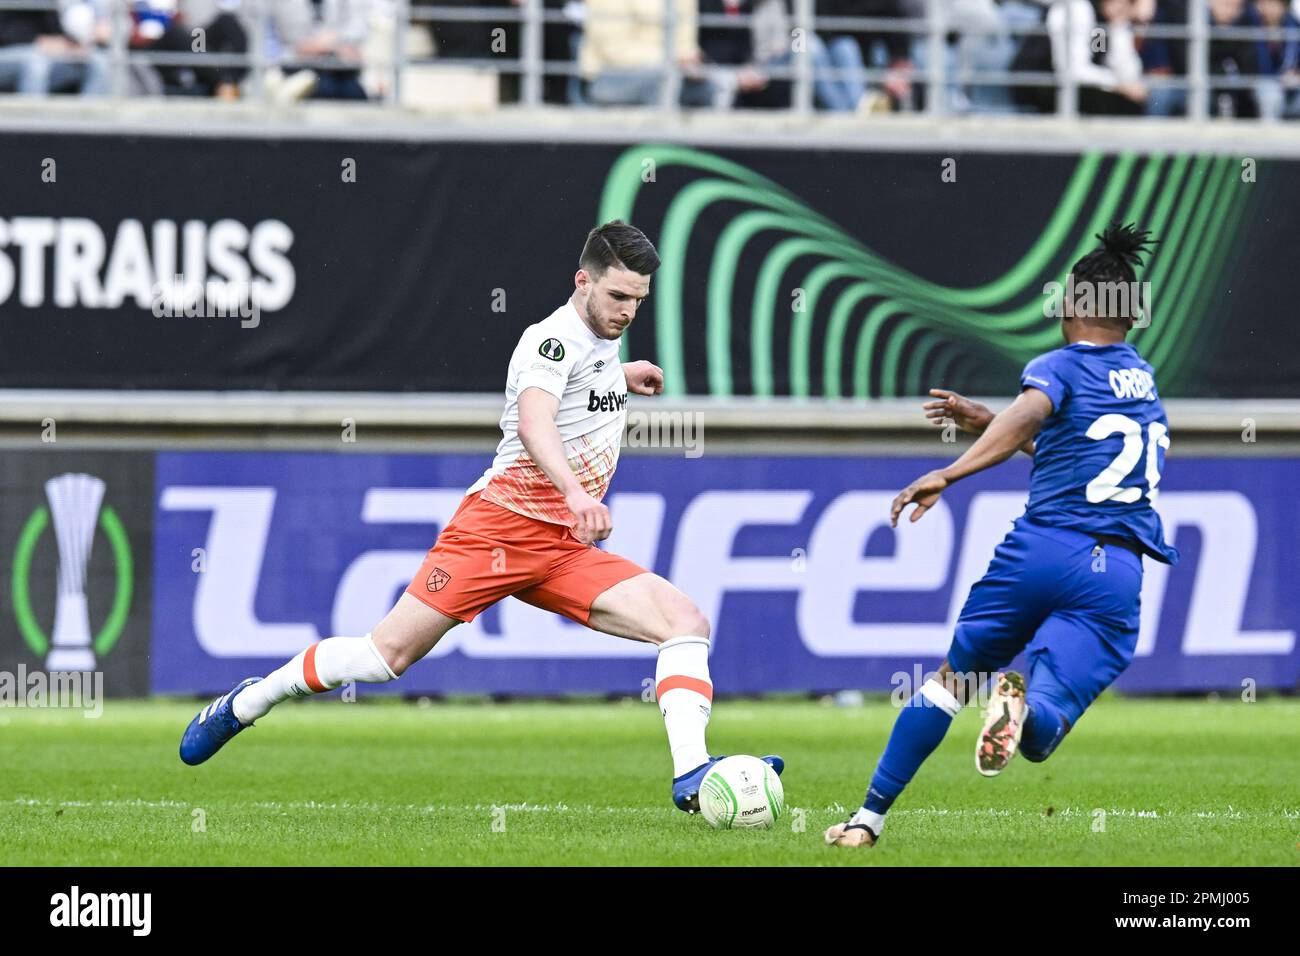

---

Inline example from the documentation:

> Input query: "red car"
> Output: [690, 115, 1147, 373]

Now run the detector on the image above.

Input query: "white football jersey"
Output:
[469, 301, 628, 526]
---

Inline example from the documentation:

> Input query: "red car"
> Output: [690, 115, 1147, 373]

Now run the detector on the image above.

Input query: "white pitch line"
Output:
[6, 797, 1296, 820]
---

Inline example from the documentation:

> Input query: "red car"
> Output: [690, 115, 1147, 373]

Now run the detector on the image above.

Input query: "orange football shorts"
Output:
[405, 492, 649, 625]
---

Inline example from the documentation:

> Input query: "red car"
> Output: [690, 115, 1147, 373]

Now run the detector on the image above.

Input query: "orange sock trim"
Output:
[302, 643, 329, 693]
[656, 675, 713, 702]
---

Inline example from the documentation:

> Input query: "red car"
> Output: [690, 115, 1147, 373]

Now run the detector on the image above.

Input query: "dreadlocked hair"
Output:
[1071, 221, 1157, 286]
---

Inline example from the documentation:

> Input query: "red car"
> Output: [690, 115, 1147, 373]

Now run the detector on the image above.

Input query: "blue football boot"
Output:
[672, 754, 785, 813]
[179, 678, 261, 766]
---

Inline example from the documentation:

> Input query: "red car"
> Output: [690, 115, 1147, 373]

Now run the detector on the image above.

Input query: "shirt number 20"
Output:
[1085, 414, 1170, 504]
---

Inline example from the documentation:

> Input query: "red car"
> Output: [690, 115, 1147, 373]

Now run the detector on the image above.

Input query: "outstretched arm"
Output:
[891, 388, 1053, 527]
[940, 388, 1052, 482]
[923, 388, 1036, 457]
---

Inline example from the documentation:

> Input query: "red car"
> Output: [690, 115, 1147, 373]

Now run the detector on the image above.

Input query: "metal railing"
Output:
[1, 0, 1298, 119]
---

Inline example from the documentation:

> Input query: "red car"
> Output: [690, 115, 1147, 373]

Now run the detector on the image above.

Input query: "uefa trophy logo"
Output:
[11, 472, 133, 674]
[44, 474, 106, 672]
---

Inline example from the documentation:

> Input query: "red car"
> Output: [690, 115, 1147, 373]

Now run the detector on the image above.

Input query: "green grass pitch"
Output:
[1, 696, 1296, 866]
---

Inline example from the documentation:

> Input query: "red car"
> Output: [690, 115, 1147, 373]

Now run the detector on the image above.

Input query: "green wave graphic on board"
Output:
[597, 144, 1249, 399]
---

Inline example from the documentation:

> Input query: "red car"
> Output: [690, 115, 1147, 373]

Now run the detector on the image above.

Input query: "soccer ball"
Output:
[698, 755, 784, 830]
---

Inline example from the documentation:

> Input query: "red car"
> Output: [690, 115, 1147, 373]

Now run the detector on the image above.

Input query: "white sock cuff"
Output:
[850, 807, 886, 835]
[919, 679, 962, 716]
[365, 634, 398, 681]
[655, 635, 712, 698]
[657, 635, 710, 653]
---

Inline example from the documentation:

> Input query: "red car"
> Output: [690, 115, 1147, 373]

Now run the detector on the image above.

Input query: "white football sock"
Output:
[655, 636, 713, 777]
[850, 806, 886, 836]
[232, 634, 397, 724]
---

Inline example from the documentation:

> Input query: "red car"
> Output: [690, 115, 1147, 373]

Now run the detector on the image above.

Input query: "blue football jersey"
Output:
[1019, 341, 1179, 564]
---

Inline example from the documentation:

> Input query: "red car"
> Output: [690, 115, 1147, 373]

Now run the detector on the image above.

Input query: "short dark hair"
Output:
[579, 220, 661, 279]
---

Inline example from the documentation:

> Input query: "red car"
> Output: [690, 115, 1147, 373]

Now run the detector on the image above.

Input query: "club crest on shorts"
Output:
[538, 338, 565, 361]
[426, 567, 451, 592]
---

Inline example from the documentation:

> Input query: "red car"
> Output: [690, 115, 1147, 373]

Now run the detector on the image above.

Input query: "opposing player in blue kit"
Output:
[827, 223, 1180, 848]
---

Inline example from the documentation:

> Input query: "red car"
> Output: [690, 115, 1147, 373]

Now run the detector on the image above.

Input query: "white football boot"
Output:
[976, 671, 1027, 777]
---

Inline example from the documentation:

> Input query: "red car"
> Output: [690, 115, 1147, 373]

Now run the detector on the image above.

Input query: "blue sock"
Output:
[863, 682, 961, 814]
[1021, 693, 1067, 761]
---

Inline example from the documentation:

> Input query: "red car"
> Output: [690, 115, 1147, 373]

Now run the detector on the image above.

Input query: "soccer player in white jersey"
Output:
[180, 221, 783, 812]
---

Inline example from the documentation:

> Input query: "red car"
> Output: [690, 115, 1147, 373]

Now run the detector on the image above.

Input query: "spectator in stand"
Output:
[1206, 0, 1263, 116]
[816, 0, 914, 111]
[1060, 0, 1147, 113]
[426, 0, 499, 58]
[540, 0, 583, 104]
[0, 1, 109, 94]
[265, 0, 371, 100]
[697, 0, 795, 108]
[579, 0, 712, 106]
[1140, 0, 1188, 114]
[1252, 0, 1300, 117]
[1012, 0, 1145, 113]
[966, 0, 1051, 112]
[1142, 0, 1261, 116]
[705, 0, 927, 112]
[557, 1, 588, 105]
[419, 0, 540, 103]
[418, 0, 580, 104]
[812, 0, 865, 109]
[905, 0, 1005, 112]
[138, 0, 249, 98]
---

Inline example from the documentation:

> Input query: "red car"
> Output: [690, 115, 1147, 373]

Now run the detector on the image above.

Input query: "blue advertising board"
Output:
[151, 451, 1299, 695]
